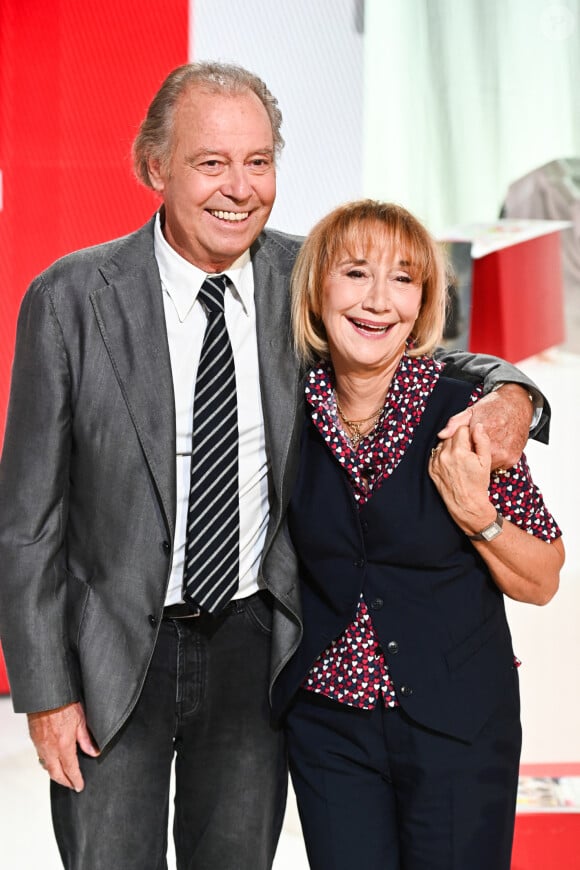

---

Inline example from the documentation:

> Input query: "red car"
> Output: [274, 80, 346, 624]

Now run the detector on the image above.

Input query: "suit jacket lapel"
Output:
[252, 236, 303, 509]
[90, 218, 176, 534]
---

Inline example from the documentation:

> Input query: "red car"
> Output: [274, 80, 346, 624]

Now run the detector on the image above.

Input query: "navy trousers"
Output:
[51, 591, 287, 870]
[286, 673, 521, 870]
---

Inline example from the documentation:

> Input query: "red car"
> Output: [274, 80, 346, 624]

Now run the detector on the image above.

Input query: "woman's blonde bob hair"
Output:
[291, 199, 447, 366]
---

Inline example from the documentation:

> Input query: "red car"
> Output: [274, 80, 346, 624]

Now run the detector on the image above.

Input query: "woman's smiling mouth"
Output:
[349, 317, 394, 336]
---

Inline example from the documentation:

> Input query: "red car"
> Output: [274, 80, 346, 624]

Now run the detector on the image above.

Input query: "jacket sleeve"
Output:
[0, 278, 80, 713]
[434, 347, 550, 444]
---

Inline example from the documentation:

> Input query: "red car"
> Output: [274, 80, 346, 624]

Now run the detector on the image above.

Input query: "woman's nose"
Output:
[363, 280, 392, 311]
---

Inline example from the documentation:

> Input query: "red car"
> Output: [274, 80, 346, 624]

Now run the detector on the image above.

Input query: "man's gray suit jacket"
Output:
[0, 215, 304, 748]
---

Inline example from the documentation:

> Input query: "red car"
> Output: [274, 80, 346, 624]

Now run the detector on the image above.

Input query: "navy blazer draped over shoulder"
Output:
[273, 376, 517, 743]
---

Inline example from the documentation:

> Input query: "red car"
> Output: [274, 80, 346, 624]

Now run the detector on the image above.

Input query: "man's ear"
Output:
[147, 157, 165, 193]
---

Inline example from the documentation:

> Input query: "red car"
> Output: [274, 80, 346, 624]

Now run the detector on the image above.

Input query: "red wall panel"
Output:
[0, 0, 188, 692]
[0, 0, 188, 437]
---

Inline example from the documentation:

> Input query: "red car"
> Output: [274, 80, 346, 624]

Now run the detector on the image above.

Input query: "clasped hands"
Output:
[429, 384, 533, 533]
[437, 383, 533, 471]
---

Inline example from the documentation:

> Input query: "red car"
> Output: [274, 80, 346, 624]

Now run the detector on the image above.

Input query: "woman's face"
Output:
[320, 246, 423, 377]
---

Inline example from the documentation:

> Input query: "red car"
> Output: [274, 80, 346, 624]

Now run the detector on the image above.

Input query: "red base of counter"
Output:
[469, 232, 565, 363]
[512, 763, 580, 869]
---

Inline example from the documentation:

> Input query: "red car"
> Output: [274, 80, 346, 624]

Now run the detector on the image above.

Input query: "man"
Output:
[0, 62, 547, 869]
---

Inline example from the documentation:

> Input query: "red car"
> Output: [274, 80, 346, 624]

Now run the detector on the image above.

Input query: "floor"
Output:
[0, 348, 578, 868]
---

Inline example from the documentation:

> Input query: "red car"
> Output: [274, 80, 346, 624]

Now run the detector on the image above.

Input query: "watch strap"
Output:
[467, 510, 504, 542]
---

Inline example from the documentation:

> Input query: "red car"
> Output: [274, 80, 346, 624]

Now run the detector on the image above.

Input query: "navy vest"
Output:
[273, 376, 517, 742]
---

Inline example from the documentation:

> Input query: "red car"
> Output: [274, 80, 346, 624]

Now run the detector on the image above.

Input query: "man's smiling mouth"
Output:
[208, 210, 249, 222]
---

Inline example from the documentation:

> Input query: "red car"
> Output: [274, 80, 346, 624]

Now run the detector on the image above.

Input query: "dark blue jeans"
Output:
[51, 591, 287, 869]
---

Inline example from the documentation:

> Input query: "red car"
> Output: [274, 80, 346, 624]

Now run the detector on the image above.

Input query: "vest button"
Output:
[387, 640, 399, 654]
[161, 540, 171, 555]
[400, 685, 413, 697]
[353, 559, 365, 569]
[370, 598, 384, 610]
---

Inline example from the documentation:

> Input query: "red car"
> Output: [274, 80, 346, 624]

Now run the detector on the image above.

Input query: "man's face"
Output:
[148, 86, 277, 272]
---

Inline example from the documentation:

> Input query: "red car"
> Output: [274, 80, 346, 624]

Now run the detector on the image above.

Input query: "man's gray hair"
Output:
[132, 61, 284, 189]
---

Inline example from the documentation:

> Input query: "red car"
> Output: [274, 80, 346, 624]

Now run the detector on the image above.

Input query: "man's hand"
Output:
[437, 384, 533, 470]
[28, 701, 100, 792]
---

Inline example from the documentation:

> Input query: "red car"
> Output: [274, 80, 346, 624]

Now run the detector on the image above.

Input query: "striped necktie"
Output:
[183, 274, 240, 614]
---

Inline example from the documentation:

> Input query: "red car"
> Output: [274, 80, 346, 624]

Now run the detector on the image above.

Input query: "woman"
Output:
[277, 200, 564, 870]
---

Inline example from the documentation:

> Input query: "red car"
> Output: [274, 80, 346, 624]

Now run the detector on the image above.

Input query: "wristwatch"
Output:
[467, 511, 504, 542]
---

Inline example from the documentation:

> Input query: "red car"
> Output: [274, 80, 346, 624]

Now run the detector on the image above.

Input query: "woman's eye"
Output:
[346, 269, 366, 279]
[395, 274, 413, 283]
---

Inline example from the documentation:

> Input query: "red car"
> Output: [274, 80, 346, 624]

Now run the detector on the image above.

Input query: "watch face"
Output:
[481, 522, 502, 541]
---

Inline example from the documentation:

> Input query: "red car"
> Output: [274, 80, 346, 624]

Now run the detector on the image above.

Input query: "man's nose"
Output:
[221, 163, 252, 200]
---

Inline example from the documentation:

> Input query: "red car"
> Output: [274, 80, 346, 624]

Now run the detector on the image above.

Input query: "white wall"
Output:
[506, 351, 580, 763]
[192, 0, 364, 236]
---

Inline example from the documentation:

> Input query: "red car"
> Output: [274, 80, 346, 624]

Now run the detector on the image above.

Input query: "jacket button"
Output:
[370, 598, 384, 610]
[361, 521, 369, 533]
[387, 640, 399, 654]
[161, 540, 171, 555]
[353, 559, 365, 568]
[400, 685, 413, 697]
[148, 614, 158, 627]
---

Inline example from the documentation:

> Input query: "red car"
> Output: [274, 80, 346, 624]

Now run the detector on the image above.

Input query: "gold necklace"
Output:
[335, 395, 384, 449]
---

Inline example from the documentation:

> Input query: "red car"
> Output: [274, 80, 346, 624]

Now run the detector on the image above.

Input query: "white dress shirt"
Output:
[153, 213, 269, 606]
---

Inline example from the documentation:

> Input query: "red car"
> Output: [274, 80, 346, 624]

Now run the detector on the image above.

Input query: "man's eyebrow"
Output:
[188, 147, 275, 160]
[188, 148, 227, 160]
[244, 148, 276, 161]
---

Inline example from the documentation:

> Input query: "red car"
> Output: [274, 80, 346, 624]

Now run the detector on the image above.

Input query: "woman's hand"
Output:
[429, 423, 496, 536]
[429, 424, 563, 606]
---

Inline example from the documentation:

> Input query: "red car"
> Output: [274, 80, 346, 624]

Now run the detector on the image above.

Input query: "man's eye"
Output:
[248, 158, 272, 172]
[196, 160, 224, 173]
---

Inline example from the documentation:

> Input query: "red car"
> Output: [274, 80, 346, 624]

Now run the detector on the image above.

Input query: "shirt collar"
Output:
[153, 211, 253, 322]
[306, 352, 443, 413]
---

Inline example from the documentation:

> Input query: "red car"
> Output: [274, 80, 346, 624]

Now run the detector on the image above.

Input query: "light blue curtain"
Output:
[363, 0, 580, 232]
